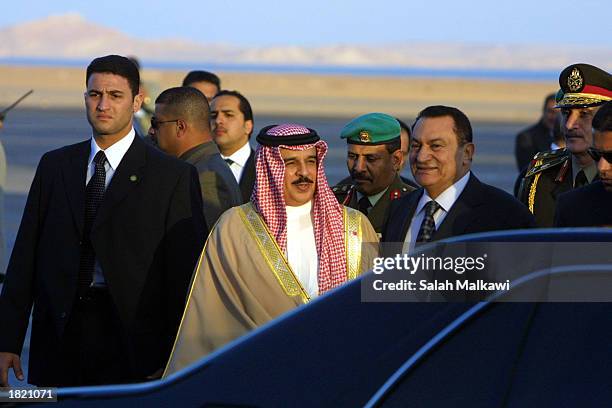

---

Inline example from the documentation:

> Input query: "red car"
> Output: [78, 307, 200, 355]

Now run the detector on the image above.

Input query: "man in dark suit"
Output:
[332, 113, 415, 237]
[210, 90, 256, 203]
[150, 86, 242, 227]
[0, 55, 206, 387]
[555, 101, 612, 227]
[384, 105, 535, 248]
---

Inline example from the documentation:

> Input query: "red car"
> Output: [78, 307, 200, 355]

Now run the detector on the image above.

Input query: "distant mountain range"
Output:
[1, 13, 610, 70]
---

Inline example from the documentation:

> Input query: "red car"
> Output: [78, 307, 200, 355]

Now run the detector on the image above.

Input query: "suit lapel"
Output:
[239, 149, 256, 202]
[92, 136, 147, 232]
[61, 141, 90, 237]
[433, 174, 483, 241]
[395, 189, 422, 242]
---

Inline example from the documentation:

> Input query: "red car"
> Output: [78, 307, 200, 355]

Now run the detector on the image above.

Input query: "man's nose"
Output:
[97, 94, 109, 111]
[352, 157, 366, 173]
[415, 146, 431, 163]
[564, 111, 578, 130]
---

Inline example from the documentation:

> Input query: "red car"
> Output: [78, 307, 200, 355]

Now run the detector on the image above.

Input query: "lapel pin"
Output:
[130, 175, 138, 182]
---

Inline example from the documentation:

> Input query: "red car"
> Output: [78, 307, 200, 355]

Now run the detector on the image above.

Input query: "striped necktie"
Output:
[77, 151, 107, 295]
[416, 200, 441, 244]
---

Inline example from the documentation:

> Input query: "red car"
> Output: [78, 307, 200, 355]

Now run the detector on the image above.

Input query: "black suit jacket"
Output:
[383, 173, 536, 243]
[239, 148, 256, 203]
[0, 136, 206, 385]
[554, 181, 612, 227]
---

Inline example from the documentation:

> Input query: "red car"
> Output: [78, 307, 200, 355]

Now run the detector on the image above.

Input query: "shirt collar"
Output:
[221, 141, 251, 168]
[356, 187, 388, 207]
[571, 155, 598, 184]
[89, 128, 135, 171]
[416, 171, 471, 215]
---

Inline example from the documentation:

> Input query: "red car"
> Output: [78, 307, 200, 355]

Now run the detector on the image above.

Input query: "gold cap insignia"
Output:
[359, 130, 371, 143]
[567, 67, 583, 92]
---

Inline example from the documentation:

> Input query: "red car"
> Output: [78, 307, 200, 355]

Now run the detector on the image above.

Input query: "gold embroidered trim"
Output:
[528, 169, 542, 214]
[344, 207, 362, 280]
[239, 203, 310, 304]
[558, 93, 611, 107]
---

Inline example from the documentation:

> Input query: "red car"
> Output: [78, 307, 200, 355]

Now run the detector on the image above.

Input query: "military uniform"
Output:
[517, 63, 611, 227]
[517, 148, 573, 227]
[333, 175, 413, 235]
[334, 113, 416, 237]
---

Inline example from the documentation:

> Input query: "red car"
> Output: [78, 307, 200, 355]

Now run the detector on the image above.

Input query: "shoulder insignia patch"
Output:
[525, 149, 570, 178]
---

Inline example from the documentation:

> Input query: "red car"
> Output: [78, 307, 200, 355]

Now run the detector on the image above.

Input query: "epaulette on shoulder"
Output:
[331, 183, 353, 195]
[525, 148, 570, 177]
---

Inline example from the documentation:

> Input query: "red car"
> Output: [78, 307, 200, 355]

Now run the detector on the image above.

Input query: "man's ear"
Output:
[463, 142, 475, 165]
[176, 119, 187, 138]
[391, 149, 403, 171]
[133, 93, 144, 113]
[244, 120, 254, 137]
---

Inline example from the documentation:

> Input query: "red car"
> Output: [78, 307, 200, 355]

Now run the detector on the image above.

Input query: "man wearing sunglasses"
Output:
[554, 101, 612, 227]
[149, 86, 242, 227]
[518, 64, 612, 227]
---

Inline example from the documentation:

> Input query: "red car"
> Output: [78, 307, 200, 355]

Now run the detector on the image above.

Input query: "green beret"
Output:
[341, 112, 401, 145]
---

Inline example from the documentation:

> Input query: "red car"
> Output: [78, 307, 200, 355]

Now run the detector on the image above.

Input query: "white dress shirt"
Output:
[86, 129, 135, 285]
[221, 142, 251, 183]
[403, 171, 471, 253]
[286, 201, 319, 298]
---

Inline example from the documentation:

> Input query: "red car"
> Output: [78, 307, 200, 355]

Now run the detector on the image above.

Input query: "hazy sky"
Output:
[2, 0, 611, 47]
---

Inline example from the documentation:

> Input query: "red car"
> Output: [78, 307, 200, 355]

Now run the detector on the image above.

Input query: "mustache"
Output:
[351, 172, 372, 181]
[292, 176, 314, 185]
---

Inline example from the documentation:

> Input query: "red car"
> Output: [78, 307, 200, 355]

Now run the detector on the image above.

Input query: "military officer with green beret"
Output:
[332, 113, 415, 236]
[518, 63, 612, 227]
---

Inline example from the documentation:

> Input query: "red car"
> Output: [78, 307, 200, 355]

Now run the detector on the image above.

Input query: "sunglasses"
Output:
[150, 117, 179, 130]
[587, 148, 612, 163]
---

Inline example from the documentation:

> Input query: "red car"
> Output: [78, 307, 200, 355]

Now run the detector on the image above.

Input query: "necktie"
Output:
[77, 151, 107, 295]
[416, 200, 441, 244]
[224, 158, 234, 166]
[575, 169, 588, 188]
[358, 196, 371, 215]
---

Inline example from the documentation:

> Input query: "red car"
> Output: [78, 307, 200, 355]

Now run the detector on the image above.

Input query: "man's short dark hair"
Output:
[592, 101, 612, 132]
[86, 55, 140, 98]
[413, 105, 473, 145]
[212, 90, 254, 136]
[182, 70, 221, 89]
[155, 87, 210, 131]
[384, 139, 401, 154]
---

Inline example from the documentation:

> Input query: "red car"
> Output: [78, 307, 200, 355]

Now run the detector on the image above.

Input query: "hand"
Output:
[0, 352, 24, 386]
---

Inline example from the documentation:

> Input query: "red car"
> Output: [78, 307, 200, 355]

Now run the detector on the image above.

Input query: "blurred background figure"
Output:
[210, 90, 255, 202]
[128, 56, 159, 138]
[514, 92, 557, 171]
[550, 112, 566, 150]
[395, 117, 418, 187]
[183, 70, 221, 102]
